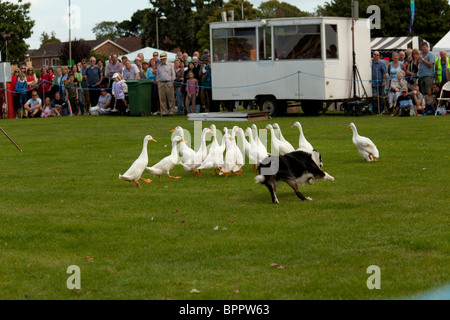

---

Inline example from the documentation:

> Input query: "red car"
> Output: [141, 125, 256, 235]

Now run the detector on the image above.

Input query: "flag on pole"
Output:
[410, 0, 415, 34]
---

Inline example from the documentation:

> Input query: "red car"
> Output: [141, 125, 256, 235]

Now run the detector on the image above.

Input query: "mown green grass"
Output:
[0, 114, 448, 300]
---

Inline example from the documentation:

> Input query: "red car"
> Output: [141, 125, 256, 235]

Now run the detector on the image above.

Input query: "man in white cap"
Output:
[156, 52, 176, 116]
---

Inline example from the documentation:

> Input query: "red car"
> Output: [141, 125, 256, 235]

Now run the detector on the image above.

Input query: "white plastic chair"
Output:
[436, 81, 450, 116]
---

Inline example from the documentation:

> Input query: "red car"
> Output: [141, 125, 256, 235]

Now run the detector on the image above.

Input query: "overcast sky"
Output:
[10, 0, 327, 49]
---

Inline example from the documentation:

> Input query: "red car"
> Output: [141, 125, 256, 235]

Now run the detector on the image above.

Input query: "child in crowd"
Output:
[112, 73, 128, 114]
[423, 87, 437, 115]
[391, 87, 414, 117]
[15, 73, 28, 117]
[65, 73, 79, 116]
[41, 97, 53, 118]
[185, 71, 199, 114]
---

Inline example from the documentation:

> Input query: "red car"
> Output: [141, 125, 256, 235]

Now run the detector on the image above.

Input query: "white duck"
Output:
[171, 126, 195, 163]
[273, 123, 295, 151]
[119, 135, 157, 187]
[219, 134, 236, 177]
[208, 124, 220, 155]
[146, 136, 185, 181]
[181, 127, 209, 175]
[348, 123, 380, 162]
[246, 127, 268, 171]
[231, 126, 245, 174]
[220, 127, 245, 176]
[291, 121, 314, 152]
[195, 129, 227, 176]
[235, 126, 251, 160]
[251, 124, 268, 157]
[266, 124, 295, 155]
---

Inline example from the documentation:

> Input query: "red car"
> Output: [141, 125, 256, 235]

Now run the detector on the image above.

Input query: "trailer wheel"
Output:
[259, 97, 279, 117]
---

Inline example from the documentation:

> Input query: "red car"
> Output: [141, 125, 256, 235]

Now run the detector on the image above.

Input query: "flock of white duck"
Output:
[119, 122, 379, 187]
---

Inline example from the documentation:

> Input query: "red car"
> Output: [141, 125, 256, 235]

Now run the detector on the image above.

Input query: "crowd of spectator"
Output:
[7, 43, 449, 119]
[8, 48, 214, 118]
[371, 42, 450, 116]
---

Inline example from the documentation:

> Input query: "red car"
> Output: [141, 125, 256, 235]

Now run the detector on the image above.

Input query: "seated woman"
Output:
[89, 87, 112, 115]
[387, 71, 408, 112]
[51, 91, 68, 116]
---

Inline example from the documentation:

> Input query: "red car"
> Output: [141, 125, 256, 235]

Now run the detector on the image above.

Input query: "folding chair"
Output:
[435, 81, 450, 116]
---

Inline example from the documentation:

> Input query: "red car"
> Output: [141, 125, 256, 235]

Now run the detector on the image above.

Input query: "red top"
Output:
[27, 75, 36, 91]
[10, 75, 18, 97]
[38, 73, 52, 93]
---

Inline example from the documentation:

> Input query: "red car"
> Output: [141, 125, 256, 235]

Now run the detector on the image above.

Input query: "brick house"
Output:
[29, 37, 147, 69]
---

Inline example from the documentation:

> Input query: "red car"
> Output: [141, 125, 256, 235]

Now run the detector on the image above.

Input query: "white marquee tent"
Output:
[432, 31, 450, 57]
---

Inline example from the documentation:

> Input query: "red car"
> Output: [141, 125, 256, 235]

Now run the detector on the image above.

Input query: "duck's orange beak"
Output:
[152, 139, 157, 142]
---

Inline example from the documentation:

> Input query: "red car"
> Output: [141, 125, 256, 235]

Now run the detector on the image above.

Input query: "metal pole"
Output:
[156, 17, 159, 49]
[69, 0, 72, 66]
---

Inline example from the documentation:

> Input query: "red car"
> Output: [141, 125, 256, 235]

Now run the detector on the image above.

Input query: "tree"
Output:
[316, 0, 450, 46]
[117, 9, 153, 38]
[196, 0, 260, 50]
[58, 39, 92, 65]
[145, 0, 199, 53]
[92, 21, 120, 40]
[40, 31, 61, 47]
[0, 0, 34, 64]
[258, 0, 311, 18]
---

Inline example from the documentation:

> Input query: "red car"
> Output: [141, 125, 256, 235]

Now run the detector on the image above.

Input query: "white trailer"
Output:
[210, 17, 372, 116]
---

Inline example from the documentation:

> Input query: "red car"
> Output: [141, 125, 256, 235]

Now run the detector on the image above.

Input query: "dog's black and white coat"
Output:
[255, 150, 334, 204]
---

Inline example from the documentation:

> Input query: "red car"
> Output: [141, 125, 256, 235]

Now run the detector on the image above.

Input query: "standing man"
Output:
[371, 51, 387, 113]
[85, 57, 103, 108]
[156, 53, 176, 116]
[105, 54, 123, 105]
[122, 60, 140, 80]
[105, 54, 123, 85]
[418, 42, 435, 95]
[435, 50, 450, 89]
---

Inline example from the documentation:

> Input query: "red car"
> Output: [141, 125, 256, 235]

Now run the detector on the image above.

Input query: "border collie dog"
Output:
[255, 150, 334, 204]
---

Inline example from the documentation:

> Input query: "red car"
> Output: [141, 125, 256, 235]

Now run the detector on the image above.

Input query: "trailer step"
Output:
[188, 111, 271, 122]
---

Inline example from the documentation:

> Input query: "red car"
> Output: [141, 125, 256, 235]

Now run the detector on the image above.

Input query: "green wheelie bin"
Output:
[126, 79, 153, 116]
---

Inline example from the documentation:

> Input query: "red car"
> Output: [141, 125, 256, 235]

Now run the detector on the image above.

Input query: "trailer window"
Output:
[212, 28, 257, 62]
[326, 25, 338, 59]
[258, 27, 272, 60]
[274, 25, 321, 60]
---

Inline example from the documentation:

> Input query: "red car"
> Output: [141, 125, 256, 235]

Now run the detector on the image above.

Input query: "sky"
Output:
[10, 0, 328, 50]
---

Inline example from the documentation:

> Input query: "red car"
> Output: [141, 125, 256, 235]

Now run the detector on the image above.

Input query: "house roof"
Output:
[115, 37, 148, 53]
[29, 37, 145, 58]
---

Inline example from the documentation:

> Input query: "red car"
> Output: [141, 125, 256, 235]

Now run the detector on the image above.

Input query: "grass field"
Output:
[0, 113, 448, 300]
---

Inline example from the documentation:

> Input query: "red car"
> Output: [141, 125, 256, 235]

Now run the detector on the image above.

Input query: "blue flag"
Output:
[410, 0, 415, 34]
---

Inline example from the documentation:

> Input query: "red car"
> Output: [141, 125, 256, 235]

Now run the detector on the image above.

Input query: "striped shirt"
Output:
[156, 62, 175, 82]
